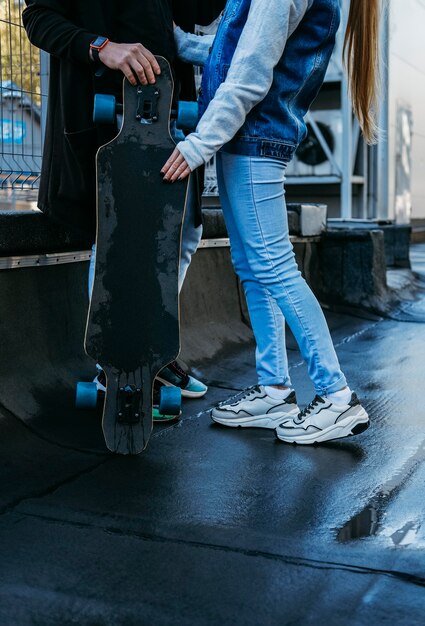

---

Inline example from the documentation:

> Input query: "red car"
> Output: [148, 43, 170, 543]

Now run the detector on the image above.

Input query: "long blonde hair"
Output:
[344, 0, 381, 143]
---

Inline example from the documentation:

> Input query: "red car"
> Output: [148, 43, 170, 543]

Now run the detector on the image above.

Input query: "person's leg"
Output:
[216, 153, 291, 389]
[178, 173, 203, 291]
[88, 243, 96, 300]
[218, 152, 369, 443]
[210, 154, 298, 430]
[220, 152, 346, 396]
[158, 123, 206, 397]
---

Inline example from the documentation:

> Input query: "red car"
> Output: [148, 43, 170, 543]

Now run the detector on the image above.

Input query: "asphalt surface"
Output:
[1, 246, 425, 625]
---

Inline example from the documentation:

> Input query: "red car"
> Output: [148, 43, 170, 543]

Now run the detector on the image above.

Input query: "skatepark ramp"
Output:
[0, 205, 409, 450]
[0, 209, 255, 451]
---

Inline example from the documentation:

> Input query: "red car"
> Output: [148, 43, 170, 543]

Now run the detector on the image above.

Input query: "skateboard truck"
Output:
[94, 88, 197, 130]
[136, 85, 160, 124]
[118, 384, 143, 424]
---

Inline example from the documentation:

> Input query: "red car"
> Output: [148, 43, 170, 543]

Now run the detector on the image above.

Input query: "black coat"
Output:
[23, 0, 222, 237]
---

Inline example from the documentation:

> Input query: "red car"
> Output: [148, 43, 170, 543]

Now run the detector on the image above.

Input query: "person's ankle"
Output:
[265, 385, 293, 400]
[325, 386, 352, 405]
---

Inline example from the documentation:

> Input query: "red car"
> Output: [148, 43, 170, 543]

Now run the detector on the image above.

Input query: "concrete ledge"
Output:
[0, 204, 327, 257]
[0, 211, 92, 256]
[202, 203, 327, 239]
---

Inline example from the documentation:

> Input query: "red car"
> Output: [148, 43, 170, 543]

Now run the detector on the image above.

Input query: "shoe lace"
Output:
[297, 395, 326, 420]
[236, 385, 261, 402]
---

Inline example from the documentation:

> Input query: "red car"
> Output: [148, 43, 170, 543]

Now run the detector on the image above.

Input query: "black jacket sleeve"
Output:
[22, 0, 100, 65]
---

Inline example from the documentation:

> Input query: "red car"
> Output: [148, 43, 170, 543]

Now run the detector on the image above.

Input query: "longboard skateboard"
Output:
[77, 57, 192, 455]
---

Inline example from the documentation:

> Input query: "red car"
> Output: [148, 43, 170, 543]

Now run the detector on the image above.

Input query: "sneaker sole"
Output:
[153, 411, 181, 424]
[276, 410, 370, 445]
[211, 408, 299, 430]
[156, 376, 207, 399]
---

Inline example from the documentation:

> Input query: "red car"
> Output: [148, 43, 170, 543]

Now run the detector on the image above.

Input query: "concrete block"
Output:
[287, 203, 328, 237]
[202, 203, 327, 239]
[318, 229, 388, 308]
[201, 208, 228, 239]
[327, 219, 411, 268]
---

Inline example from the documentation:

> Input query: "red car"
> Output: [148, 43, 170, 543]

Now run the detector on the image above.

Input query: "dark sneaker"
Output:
[211, 385, 299, 429]
[157, 360, 208, 398]
[93, 368, 106, 392]
[93, 370, 180, 423]
[276, 392, 369, 445]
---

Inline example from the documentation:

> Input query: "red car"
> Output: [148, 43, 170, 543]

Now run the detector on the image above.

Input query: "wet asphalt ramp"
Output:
[1, 309, 425, 624]
[1, 247, 425, 623]
[0, 261, 107, 453]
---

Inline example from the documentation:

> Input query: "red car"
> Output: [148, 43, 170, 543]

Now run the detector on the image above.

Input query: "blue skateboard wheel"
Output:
[177, 101, 198, 131]
[76, 382, 98, 409]
[93, 94, 116, 125]
[159, 386, 181, 415]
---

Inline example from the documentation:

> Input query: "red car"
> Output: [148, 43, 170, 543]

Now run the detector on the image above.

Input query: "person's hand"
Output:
[98, 42, 161, 86]
[161, 148, 191, 182]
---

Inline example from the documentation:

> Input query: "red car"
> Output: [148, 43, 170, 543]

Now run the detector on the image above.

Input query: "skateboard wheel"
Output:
[76, 382, 98, 409]
[159, 386, 181, 416]
[93, 94, 116, 125]
[177, 101, 198, 131]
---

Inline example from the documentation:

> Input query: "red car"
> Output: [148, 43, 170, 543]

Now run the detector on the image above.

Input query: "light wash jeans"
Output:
[89, 122, 202, 298]
[216, 151, 347, 396]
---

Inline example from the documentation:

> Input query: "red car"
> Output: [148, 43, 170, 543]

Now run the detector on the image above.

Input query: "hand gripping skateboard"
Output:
[77, 57, 196, 455]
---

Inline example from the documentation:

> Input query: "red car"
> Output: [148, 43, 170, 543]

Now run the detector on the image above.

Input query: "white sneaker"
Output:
[211, 385, 299, 429]
[276, 392, 369, 445]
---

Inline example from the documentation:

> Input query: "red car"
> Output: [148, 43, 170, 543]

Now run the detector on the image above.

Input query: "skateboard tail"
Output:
[102, 366, 153, 455]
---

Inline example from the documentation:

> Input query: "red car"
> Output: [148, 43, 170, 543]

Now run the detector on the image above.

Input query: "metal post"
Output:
[376, 2, 390, 220]
[341, 71, 352, 218]
[340, 1, 352, 218]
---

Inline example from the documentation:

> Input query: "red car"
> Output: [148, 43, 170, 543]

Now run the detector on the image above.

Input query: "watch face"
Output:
[91, 36, 108, 49]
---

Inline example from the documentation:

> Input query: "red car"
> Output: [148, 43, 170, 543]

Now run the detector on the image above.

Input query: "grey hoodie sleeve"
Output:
[177, 0, 312, 171]
[174, 26, 215, 66]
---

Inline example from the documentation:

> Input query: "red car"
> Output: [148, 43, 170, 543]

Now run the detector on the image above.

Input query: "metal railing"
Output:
[0, 0, 48, 210]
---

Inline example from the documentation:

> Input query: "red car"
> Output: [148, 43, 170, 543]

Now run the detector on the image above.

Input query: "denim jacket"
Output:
[176, 0, 340, 170]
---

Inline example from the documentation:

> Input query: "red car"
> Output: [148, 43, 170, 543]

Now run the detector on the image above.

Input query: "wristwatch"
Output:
[90, 36, 110, 63]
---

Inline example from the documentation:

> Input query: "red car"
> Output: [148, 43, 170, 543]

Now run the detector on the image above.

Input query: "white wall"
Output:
[388, 0, 425, 220]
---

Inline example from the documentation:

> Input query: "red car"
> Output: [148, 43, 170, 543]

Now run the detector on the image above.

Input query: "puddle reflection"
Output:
[337, 439, 425, 543]
[338, 503, 380, 542]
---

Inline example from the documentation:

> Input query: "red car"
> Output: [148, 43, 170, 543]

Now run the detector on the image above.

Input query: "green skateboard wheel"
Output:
[177, 101, 198, 131]
[93, 94, 116, 125]
[76, 382, 98, 409]
[159, 386, 181, 415]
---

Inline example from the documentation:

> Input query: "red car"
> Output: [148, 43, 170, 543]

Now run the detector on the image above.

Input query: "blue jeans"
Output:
[216, 151, 347, 396]
[89, 122, 202, 298]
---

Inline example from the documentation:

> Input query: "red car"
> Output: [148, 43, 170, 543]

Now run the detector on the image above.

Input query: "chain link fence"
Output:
[0, 0, 48, 210]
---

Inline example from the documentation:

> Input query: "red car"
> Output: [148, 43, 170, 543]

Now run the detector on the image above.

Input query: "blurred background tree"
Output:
[0, 0, 41, 104]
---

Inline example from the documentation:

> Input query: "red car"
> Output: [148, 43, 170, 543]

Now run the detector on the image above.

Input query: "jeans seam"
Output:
[266, 288, 287, 385]
[247, 157, 328, 385]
